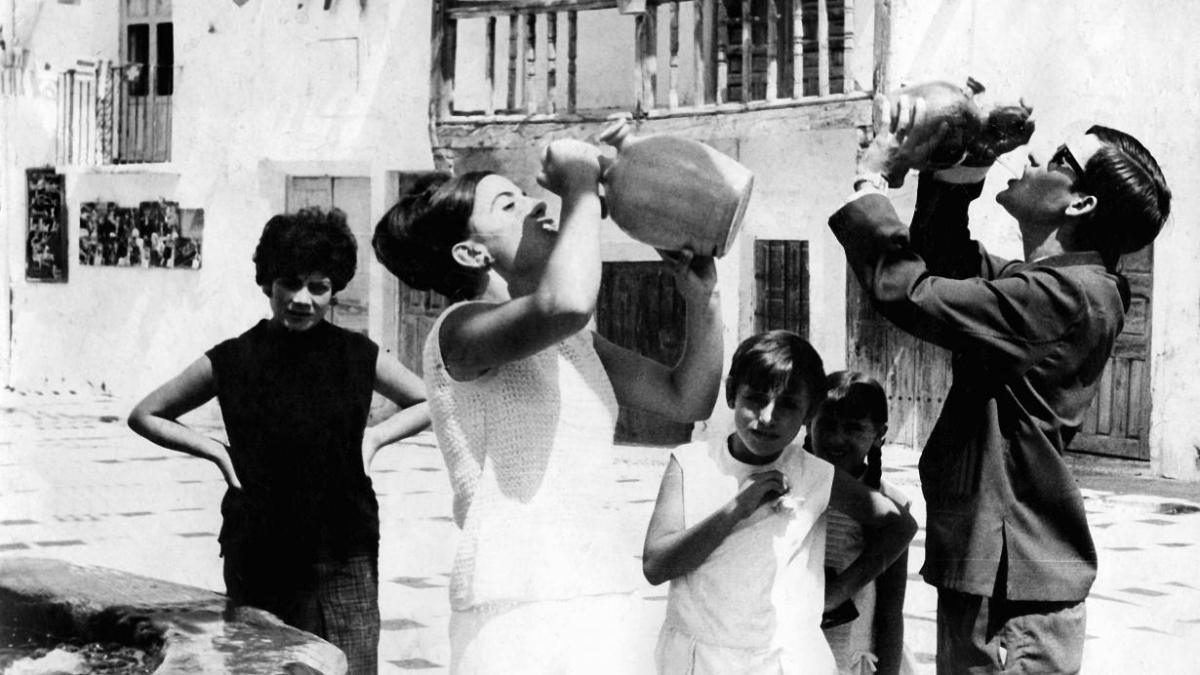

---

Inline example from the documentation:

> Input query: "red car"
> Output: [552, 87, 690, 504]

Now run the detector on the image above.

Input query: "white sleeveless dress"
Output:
[656, 435, 838, 675]
[424, 302, 639, 674]
[823, 477, 916, 675]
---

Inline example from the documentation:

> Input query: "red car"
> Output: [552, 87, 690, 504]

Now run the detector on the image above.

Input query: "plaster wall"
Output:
[3, 0, 436, 400]
[886, 0, 1200, 478]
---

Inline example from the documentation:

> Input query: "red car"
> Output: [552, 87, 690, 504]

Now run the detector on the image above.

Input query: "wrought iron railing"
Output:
[433, 0, 877, 121]
[56, 61, 174, 166]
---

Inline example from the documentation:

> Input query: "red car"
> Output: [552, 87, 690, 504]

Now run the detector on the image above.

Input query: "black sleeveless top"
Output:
[207, 319, 379, 562]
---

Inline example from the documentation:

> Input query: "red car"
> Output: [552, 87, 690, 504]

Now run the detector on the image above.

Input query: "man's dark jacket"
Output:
[829, 176, 1125, 601]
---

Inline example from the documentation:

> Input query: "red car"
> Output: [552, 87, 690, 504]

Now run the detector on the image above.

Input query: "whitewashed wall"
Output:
[2, 0, 436, 401]
[884, 0, 1200, 478]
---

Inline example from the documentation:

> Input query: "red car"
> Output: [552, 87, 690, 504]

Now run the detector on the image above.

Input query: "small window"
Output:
[155, 23, 174, 96]
[126, 23, 150, 96]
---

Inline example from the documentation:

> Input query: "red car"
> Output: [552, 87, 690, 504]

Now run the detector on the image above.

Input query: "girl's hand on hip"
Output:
[212, 442, 243, 491]
[361, 430, 380, 474]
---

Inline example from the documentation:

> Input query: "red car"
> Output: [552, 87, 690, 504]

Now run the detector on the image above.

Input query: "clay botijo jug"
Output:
[597, 119, 754, 258]
[882, 77, 1035, 186]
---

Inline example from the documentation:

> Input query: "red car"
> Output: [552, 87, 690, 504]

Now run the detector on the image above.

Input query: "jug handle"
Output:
[597, 118, 632, 150]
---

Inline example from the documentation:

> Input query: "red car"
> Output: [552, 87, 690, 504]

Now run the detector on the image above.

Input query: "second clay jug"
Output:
[597, 119, 754, 258]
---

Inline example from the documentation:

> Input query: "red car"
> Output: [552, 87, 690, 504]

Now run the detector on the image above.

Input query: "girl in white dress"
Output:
[372, 140, 724, 674]
[643, 331, 917, 674]
[811, 371, 917, 675]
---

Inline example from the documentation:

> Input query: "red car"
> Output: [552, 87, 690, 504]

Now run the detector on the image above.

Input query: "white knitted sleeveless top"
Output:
[424, 302, 628, 610]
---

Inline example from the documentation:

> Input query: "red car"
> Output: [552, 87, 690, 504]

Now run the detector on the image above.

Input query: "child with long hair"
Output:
[809, 371, 916, 675]
[642, 331, 916, 674]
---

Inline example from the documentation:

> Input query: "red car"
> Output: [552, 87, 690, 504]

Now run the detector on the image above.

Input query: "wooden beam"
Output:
[716, 0, 728, 104]
[793, 0, 805, 97]
[873, 0, 892, 95]
[434, 93, 872, 143]
[843, 0, 854, 93]
[568, 10, 577, 112]
[693, 0, 710, 106]
[447, 0, 615, 19]
[525, 12, 538, 114]
[507, 13, 519, 110]
[485, 16, 497, 115]
[740, 0, 751, 102]
[644, 5, 658, 111]
[766, 0, 778, 101]
[547, 11, 558, 114]
[817, 0, 829, 96]
[668, 1, 679, 110]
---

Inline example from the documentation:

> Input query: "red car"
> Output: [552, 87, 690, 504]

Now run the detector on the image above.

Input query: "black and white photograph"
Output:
[79, 200, 201, 269]
[1, 1, 1197, 674]
[24, 167, 67, 282]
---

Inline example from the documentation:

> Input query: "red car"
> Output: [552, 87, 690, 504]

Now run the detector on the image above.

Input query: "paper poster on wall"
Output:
[26, 168, 69, 282]
[79, 200, 203, 269]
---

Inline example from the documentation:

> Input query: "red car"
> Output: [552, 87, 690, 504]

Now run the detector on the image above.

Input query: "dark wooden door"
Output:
[395, 284, 448, 376]
[754, 239, 809, 336]
[1071, 244, 1153, 460]
[596, 261, 692, 445]
[845, 272, 952, 450]
[846, 244, 1154, 459]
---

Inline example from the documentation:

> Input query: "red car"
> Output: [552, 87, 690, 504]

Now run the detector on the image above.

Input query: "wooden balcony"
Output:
[56, 61, 173, 167]
[432, 0, 890, 124]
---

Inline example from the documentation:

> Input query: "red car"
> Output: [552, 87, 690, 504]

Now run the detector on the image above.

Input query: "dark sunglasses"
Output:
[1049, 144, 1086, 178]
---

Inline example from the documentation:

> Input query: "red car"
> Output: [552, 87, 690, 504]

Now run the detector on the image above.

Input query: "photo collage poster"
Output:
[26, 168, 68, 282]
[79, 200, 204, 269]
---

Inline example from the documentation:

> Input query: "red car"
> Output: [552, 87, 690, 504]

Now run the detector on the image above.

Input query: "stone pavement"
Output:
[2, 389, 1198, 674]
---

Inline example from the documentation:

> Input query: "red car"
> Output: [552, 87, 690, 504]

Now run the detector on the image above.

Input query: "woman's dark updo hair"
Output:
[254, 207, 356, 292]
[373, 171, 493, 302]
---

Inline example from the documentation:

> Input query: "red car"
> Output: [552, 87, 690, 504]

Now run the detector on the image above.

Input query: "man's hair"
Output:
[1077, 125, 1171, 267]
[725, 330, 826, 414]
[254, 207, 357, 292]
[373, 171, 493, 302]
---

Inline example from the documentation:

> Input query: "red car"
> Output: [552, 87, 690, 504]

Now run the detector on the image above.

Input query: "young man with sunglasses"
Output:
[827, 96, 1171, 674]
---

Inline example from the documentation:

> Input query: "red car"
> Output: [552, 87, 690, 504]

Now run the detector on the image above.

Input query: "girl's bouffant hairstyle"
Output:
[818, 370, 889, 489]
[725, 330, 826, 416]
[372, 171, 493, 302]
[254, 207, 357, 292]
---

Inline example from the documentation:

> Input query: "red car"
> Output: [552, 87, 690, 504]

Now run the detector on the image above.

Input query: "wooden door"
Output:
[845, 272, 952, 450]
[286, 176, 372, 335]
[596, 261, 693, 445]
[394, 284, 448, 376]
[1071, 244, 1153, 460]
[846, 244, 1155, 459]
[754, 239, 809, 336]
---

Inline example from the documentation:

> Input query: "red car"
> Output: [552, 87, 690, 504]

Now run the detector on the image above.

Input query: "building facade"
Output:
[2, 0, 1198, 480]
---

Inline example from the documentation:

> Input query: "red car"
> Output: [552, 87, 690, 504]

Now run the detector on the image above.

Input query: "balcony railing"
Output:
[56, 61, 174, 166]
[433, 0, 881, 121]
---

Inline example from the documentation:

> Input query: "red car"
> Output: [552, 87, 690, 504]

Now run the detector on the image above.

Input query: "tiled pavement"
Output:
[2, 390, 1198, 673]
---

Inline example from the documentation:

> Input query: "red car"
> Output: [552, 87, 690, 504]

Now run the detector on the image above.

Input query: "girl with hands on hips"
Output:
[372, 137, 724, 675]
[128, 209, 429, 675]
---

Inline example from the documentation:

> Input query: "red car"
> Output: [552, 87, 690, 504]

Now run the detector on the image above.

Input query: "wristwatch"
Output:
[853, 171, 888, 192]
